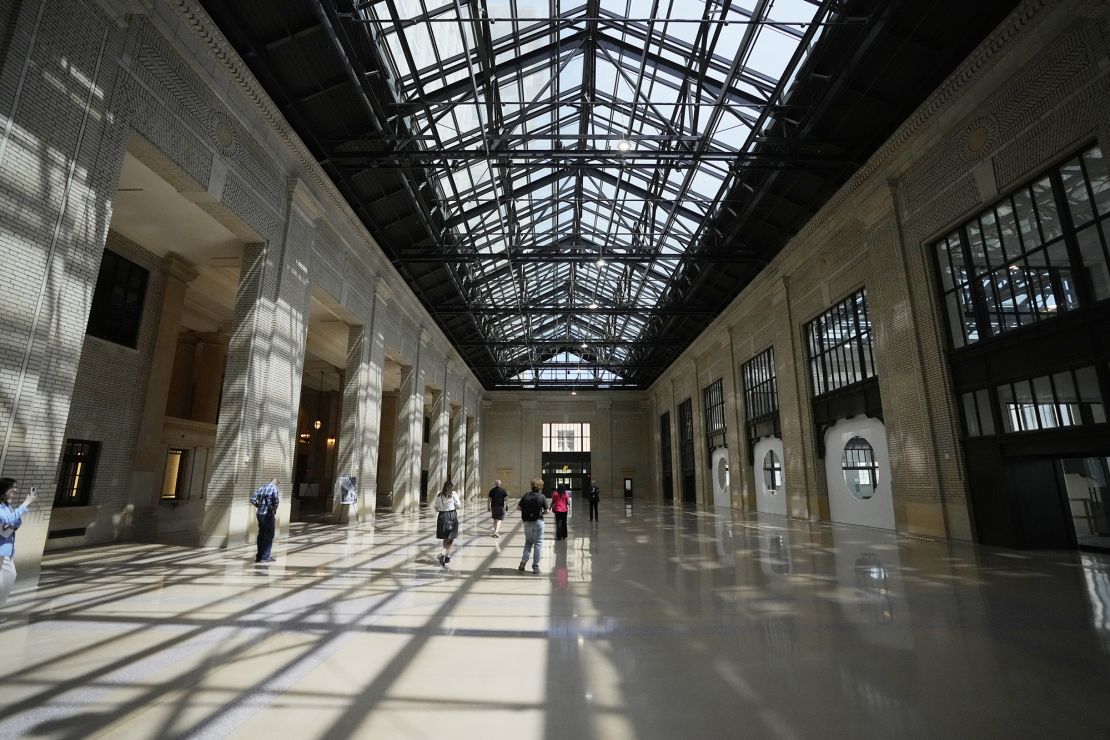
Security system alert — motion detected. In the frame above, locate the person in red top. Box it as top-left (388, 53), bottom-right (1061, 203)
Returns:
top-left (551, 483), bottom-right (571, 541)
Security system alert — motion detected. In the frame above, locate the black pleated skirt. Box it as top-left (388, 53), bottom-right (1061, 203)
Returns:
top-left (436, 510), bottom-right (459, 540)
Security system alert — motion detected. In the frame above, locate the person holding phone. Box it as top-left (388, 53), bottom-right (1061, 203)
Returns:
top-left (250, 477), bottom-right (280, 563)
top-left (0, 478), bottom-right (38, 609)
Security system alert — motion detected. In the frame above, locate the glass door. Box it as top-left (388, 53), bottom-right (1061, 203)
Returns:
top-left (1059, 457), bottom-right (1110, 549)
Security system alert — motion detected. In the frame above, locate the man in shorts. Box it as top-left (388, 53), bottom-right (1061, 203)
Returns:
top-left (487, 479), bottom-right (509, 537)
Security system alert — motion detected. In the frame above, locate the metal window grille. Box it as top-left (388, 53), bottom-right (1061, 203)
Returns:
top-left (934, 145), bottom-right (1110, 349)
top-left (541, 422), bottom-right (592, 452)
top-left (805, 289), bottom-right (875, 398)
top-left (742, 347), bottom-right (778, 420)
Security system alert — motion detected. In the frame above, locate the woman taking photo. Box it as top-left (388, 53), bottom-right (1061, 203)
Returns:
top-left (0, 478), bottom-right (38, 609)
top-left (433, 480), bottom-right (462, 567)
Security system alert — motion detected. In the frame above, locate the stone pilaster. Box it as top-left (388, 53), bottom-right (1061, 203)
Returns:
top-left (128, 253), bottom-right (198, 508)
top-left (427, 388), bottom-right (449, 497)
top-left (391, 361), bottom-right (419, 513)
top-left (205, 181), bottom-right (314, 547)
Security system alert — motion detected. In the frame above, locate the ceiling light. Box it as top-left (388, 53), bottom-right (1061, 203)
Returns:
top-left (596, 257), bottom-right (606, 266)
top-left (571, 390), bottom-right (577, 395)
top-left (589, 302), bottom-right (599, 309)
top-left (581, 342), bottom-right (587, 348)
top-left (617, 139), bottom-right (631, 152)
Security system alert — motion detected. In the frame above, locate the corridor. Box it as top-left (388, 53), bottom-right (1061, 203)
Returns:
top-left (1, 502), bottom-right (1109, 739)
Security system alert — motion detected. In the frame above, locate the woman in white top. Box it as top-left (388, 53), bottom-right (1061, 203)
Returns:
top-left (433, 481), bottom-right (462, 566)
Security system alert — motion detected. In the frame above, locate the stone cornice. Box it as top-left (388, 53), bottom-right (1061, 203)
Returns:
top-left (92, 0), bottom-right (152, 27)
top-left (167, 0), bottom-right (482, 389)
top-left (647, 0), bottom-right (1054, 397)
top-left (786, 0), bottom-right (1049, 250)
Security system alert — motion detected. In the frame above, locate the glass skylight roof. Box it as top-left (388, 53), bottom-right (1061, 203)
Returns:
top-left (357, 0), bottom-right (828, 387)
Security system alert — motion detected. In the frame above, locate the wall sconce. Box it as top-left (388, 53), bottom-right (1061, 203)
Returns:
top-left (327, 436), bottom-right (336, 447)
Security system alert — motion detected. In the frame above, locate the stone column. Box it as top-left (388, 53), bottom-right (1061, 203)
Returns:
top-left (466, 400), bottom-right (483, 500)
top-left (0, 0), bottom-right (130, 585)
top-left (205, 181), bottom-right (314, 547)
top-left (127, 254), bottom-right (198, 511)
top-left (449, 401), bottom-right (465, 486)
top-left (725, 326), bottom-right (749, 510)
top-left (690, 359), bottom-right (709, 507)
top-left (391, 362), bottom-right (419, 514)
top-left (519, 399), bottom-right (537, 489)
top-left (359, 285), bottom-right (388, 519)
top-left (594, 400), bottom-right (613, 499)
top-left (427, 388), bottom-right (449, 497)
top-left (648, 395), bottom-right (661, 499)
top-left (780, 275), bottom-right (817, 521)
top-left (668, 378), bottom-right (682, 501)
top-left (334, 323), bottom-right (369, 524)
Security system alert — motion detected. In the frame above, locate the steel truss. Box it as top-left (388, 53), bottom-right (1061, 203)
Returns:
top-left (331, 0), bottom-right (840, 388)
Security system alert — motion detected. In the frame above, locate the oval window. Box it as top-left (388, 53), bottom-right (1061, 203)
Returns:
top-left (763, 449), bottom-right (782, 492)
top-left (842, 436), bottom-right (878, 500)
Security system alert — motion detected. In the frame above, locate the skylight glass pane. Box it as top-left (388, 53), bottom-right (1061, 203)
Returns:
top-left (359, 0), bottom-right (827, 386)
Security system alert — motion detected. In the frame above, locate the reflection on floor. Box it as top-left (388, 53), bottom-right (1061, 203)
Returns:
top-left (2, 503), bottom-right (1110, 739)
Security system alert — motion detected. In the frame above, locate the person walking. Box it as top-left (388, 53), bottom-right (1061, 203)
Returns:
top-left (487, 479), bottom-right (509, 538)
top-left (517, 478), bottom-right (548, 574)
top-left (250, 477), bottom-right (280, 563)
top-left (587, 480), bottom-right (601, 522)
top-left (551, 483), bottom-right (571, 540)
top-left (0, 478), bottom-right (37, 611)
top-left (433, 480), bottom-right (462, 566)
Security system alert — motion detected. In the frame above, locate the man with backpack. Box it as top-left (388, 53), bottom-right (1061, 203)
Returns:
top-left (250, 477), bottom-right (280, 563)
top-left (517, 478), bottom-right (548, 574)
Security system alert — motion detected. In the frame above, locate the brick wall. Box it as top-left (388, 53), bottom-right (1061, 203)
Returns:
top-left (53, 231), bottom-right (165, 548)
top-left (647, 0), bottom-right (1110, 539)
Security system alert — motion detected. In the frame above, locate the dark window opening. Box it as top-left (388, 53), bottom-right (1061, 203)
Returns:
top-left (660, 412), bottom-right (673, 502)
top-left (678, 399), bottom-right (696, 503)
top-left (86, 249), bottom-right (149, 348)
top-left (54, 440), bottom-right (100, 508)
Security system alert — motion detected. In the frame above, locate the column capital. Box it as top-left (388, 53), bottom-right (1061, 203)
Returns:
top-left (162, 253), bottom-right (198, 285)
top-left (419, 327), bottom-right (432, 346)
top-left (90, 0), bottom-right (152, 27)
top-left (373, 277), bottom-right (393, 306)
top-left (287, 178), bottom-right (325, 222)
top-left (480, 399), bottom-right (494, 410)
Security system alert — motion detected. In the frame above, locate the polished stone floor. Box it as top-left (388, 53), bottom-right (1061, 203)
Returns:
top-left (1, 501), bottom-right (1109, 739)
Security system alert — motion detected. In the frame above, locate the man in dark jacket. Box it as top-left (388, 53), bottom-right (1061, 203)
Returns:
top-left (587, 480), bottom-right (601, 521)
top-left (517, 478), bottom-right (548, 574)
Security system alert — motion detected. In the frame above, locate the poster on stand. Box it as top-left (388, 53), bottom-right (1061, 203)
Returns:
top-left (338, 475), bottom-right (358, 505)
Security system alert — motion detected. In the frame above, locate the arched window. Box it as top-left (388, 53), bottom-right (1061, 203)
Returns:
top-left (763, 449), bottom-right (783, 492)
top-left (841, 437), bottom-right (878, 500)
